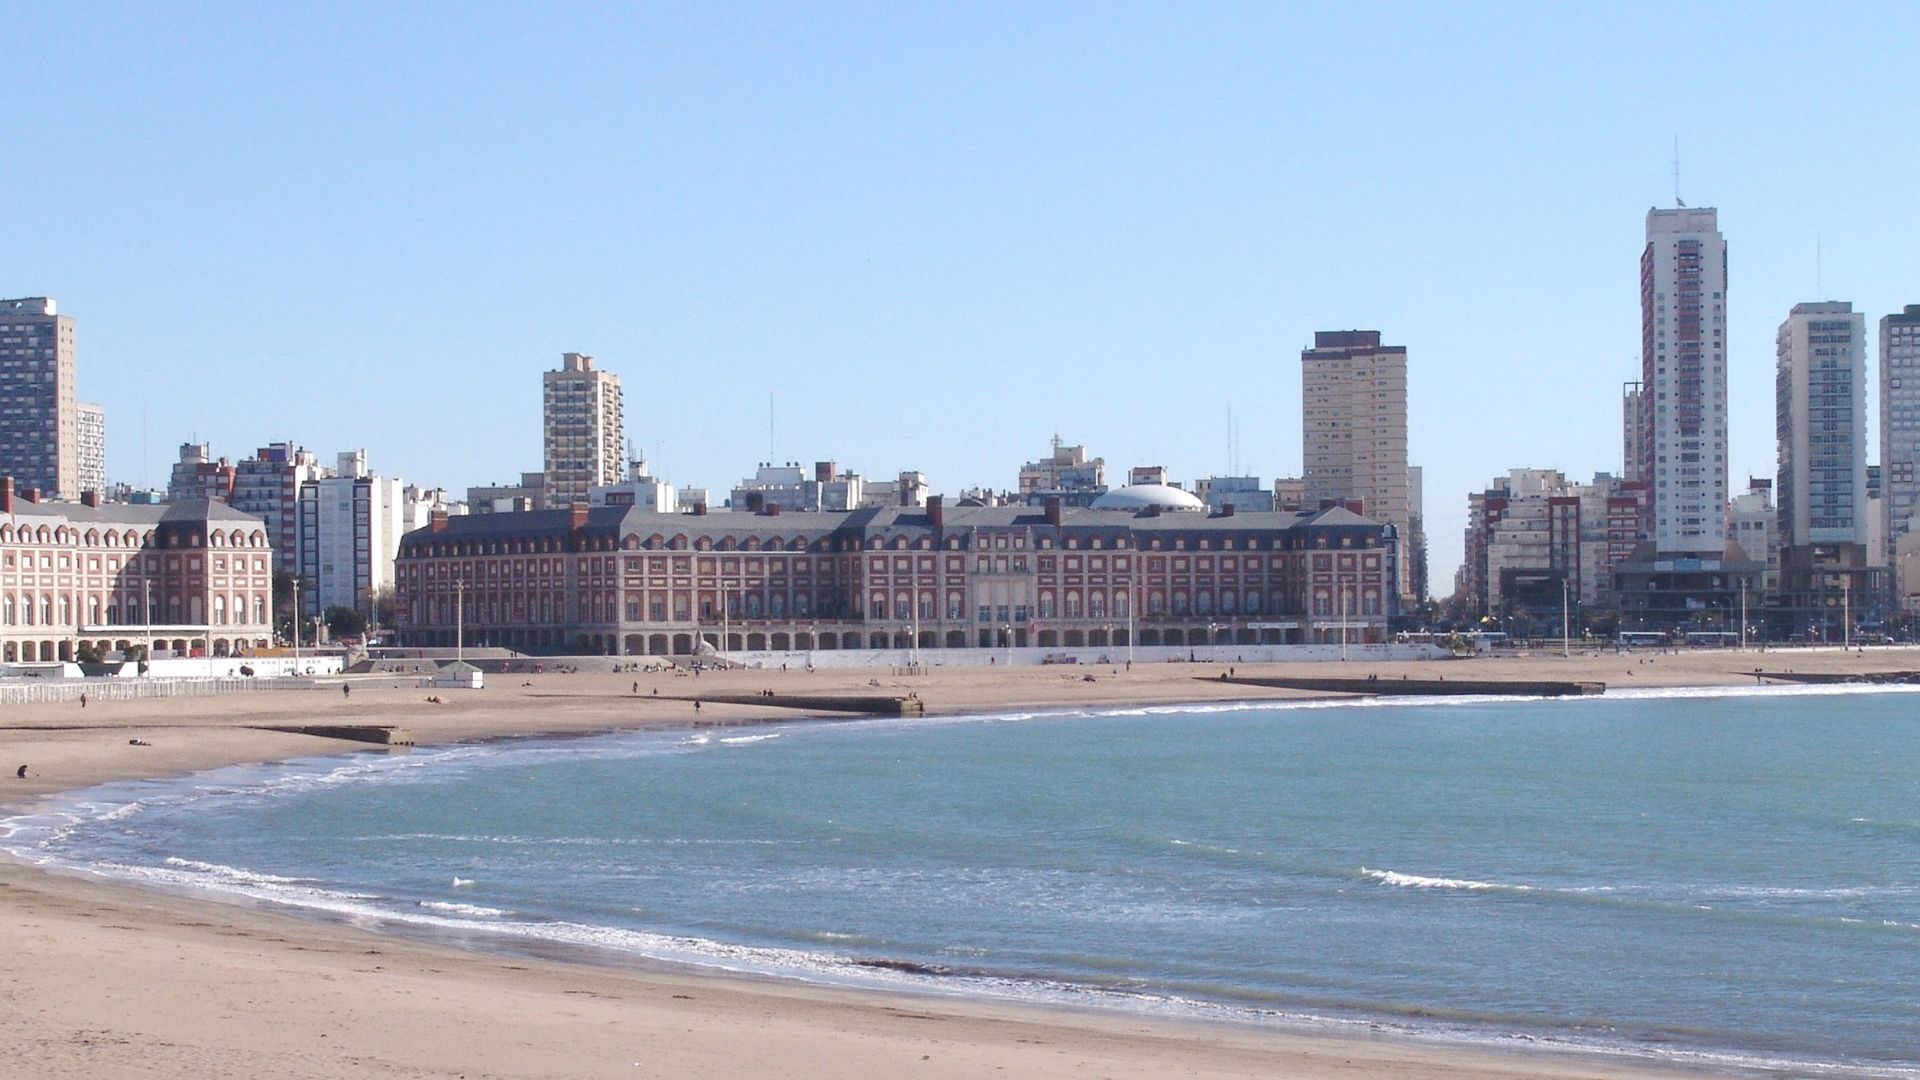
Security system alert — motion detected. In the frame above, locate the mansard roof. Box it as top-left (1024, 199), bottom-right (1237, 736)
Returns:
top-left (1, 497), bottom-right (266, 530)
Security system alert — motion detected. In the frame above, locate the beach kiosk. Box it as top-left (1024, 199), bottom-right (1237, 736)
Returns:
top-left (434, 660), bottom-right (485, 690)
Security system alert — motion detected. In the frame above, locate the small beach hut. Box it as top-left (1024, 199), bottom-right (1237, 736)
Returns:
top-left (434, 660), bottom-right (485, 689)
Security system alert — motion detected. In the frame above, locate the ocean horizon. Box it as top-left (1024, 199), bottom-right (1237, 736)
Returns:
top-left (7, 684), bottom-right (1919, 1078)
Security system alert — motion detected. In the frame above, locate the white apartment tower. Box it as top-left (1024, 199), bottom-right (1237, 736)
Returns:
top-left (76, 401), bottom-right (106, 495)
top-left (1303, 330), bottom-right (1411, 602)
top-left (296, 451), bottom-right (407, 619)
top-left (1777, 302), bottom-right (1868, 548)
top-left (1638, 208), bottom-right (1728, 555)
top-left (1880, 305), bottom-right (1920, 566)
top-left (542, 352), bottom-right (624, 508)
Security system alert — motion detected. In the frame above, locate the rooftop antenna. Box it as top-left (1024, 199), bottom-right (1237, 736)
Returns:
top-left (768, 392), bottom-right (776, 462)
top-left (1672, 135), bottom-right (1685, 208)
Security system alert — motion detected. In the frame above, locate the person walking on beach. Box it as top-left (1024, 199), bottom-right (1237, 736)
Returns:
top-left (342, 683), bottom-right (351, 699)
top-left (14, 765), bottom-right (25, 779)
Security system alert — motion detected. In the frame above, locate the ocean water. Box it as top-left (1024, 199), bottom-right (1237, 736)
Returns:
top-left (7, 685), bottom-right (1920, 1077)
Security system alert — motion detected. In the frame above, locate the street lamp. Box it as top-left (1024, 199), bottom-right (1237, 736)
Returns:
top-left (1003, 622), bottom-right (1012, 666)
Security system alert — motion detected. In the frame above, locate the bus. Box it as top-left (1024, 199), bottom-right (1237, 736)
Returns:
top-left (1616, 631), bottom-right (1669, 650)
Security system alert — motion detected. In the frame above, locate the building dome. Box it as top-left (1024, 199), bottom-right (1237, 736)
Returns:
top-left (1089, 484), bottom-right (1206, 512)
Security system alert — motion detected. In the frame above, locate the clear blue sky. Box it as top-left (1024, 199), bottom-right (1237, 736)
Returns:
top-left (7, 3), bottom-right (1919, 596)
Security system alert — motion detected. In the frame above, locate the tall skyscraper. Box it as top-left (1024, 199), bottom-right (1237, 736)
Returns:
top-left (1880, 305), bottom-right (1920, 566)
top-left (1303, 330), bottom-right (1410, 603)
top-left (542, 352), bottom-right (624, 507)
top-left (1776, 302), bottom-right (1867, 548)
top-left (1614, 209), bottom-right (1761, 632)
top-left (0, 297), bottom-right (79, 500)
top-left (1638, 208), bottom-right (1728, 555)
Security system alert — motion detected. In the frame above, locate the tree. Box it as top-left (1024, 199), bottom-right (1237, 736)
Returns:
top-left (75, 641), bottom-right (103, 664)
top-left (324, 605), bottom-right (369, 641)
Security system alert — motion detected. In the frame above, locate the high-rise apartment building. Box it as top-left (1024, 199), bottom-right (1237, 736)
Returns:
top-left (76, 401), bottom-right (106, 495)
top-left (1615, 209), bottom-right (1762, 631)
top-left (542, 353), bottom-right (624, 508)
top-left (232, 442), bottom-right (330, 575)
top-left (0, 297), bottom-right (80, 500)
top-left (1880, 305), bottom-right (1920, 567)
top-left (1303, 330), bottom-right (1410, 603)
top-left (1638, 208), bottom-right (1728, 554)
top-left (296, 451), bottom-right (407, 620)
top-left (1776, 302), bottom-right (1867, 548)
top-left (1773, 302), bottom-right (1881, 637)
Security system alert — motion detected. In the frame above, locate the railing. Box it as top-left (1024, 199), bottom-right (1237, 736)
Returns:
top-left (0, 676), bottom-right (324, 705)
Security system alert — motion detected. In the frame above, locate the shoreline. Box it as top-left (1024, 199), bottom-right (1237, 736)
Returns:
top-left (6, 650), bottom-right (1918, 1079)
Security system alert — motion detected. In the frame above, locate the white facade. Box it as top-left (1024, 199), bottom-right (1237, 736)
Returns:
top-left (296, 452), bottom-right (406, 617)
top-left (75, 402), bottom-right (105, 495)
top-left (1776, 302), bottom-right (1867, 547)
top-left (1727, 478), bottom-right (1779, 594)
top-left (1640, 208), bottom-right (1728, 556)
top-left (404, 485), bottom-right (468, 529)
top-left (591, 459), bottom-right (678, 512)
top-left (1194, 476), bottom-right (1275, 512)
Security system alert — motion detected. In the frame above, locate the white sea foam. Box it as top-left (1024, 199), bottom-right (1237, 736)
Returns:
top-left (163, 856), bottom-right (308, 886)
top-left (1360, 867), bottom-right (1533, 893)
top-left (719, 733), bottom-right (781, 746)
top-left (451, 877), bottom-right (475, 887)
top-left (419, 900), bottom-right (507, 917)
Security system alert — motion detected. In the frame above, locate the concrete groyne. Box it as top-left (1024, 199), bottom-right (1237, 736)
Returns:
top-left (667, 693), bottom-right (926, 717)
top-left (1213, 675), bottom-right (1605, 698)
top-left (1752, 670), bottom-right (1920, 686)
top-left (254, 725), bottom-right (416, 746)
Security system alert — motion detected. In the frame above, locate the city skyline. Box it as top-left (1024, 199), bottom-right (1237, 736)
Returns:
top-left (7, 4), bottom-right (1920, 596)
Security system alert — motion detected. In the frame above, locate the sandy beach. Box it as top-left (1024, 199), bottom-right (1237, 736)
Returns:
top-left (3, 647), bottom-right (1910, 1079)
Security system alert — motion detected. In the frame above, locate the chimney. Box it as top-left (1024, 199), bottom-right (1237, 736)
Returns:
top-left (745, 492), bottom-right (765, 513)
top-left (570, 501), bottom-right (589, 530)
top-left (693, 502), bottom-right (708, 516)
top-left (81, 490), bottom-right (101, 508)
top-left (1044, 495), bottom-right (1062, 527)
top-left (926, 494), bottom-right (944, 530)
top-left (1219, 503), bottom-right (1236, 517)
top-left (764, 502), bottom-right (781, 516)
top-left (815, 461), bottom-right (836, 483)
top-left (0, 477), bottom-right (12, 514)
top-left (430, 508), bottom-right (449, 533)
top-left (20, 486), bottom-right (39, 504)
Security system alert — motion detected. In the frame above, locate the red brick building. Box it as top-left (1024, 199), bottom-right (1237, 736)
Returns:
top-left (395, 491), bottom-right (1397, 656)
